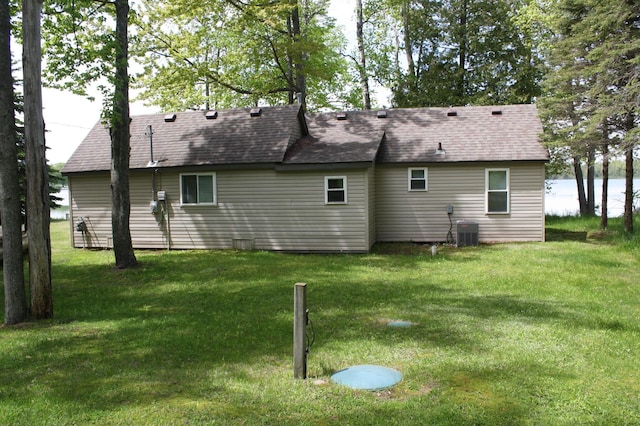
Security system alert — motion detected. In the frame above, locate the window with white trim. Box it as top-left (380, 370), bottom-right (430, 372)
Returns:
top-left (408, 167), bottom-right (428, 191)
top-left (486, 169), bottom-right (509, 213)
top-left (180, 173), bottom-right (217, 205)
top-left (325, 176), bottom-right (347, 204)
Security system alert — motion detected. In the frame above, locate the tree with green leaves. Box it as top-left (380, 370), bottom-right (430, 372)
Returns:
top-left (132, 0), bottom-right (349, 111)
top-left (581, 0), bottom-right (639, 233)
top-left (43, 0), bottom-right (137, 267)
top-left (365, 0), bottom-right (545, 108)
top-left (541, 0), bottom-right (639, 230)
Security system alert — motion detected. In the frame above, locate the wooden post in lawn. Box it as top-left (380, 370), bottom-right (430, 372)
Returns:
top-left (294, 282), bottom-right (307, 379)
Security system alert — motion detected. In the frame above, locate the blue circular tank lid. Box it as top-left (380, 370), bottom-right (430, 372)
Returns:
top-left (387, 320), bottom-right (413, 328)
top-left (331, 365), bottom-right (402, 390)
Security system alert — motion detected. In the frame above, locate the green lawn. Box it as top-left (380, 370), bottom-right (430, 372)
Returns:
top-left (1, 217), bottom-right (640, 425)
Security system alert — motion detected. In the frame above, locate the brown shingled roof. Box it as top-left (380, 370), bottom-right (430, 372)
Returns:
top-left (283, 111), bottom-right (383, 165)
top-left (62, 103), bottom-right (547, 174)
top-left (296, 104), bottom-right (547, 165)
top-left (62, 104), bottom-right (306, 173)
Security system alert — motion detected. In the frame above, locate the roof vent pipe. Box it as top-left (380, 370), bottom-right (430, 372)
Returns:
top-left (435, 142), bottom-right (446, 155)
top-left (145, 125), bottom-right (158, 167)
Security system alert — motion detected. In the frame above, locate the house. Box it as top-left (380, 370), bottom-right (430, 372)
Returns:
top-left (62, 104), bottom-right (549, 252)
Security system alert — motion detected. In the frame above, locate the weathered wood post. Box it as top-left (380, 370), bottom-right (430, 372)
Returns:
top-left (294, 282), bottom-right (307, 379)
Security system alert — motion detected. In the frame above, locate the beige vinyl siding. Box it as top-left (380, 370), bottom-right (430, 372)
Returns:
top-left (69, 168), bottom-right (372, 252)
top-left (366, 167), bottom-right (376, 250)
top-left (68, 173), bottom-right (112, 249)
top-left (375, 163), bottom-right (545, 243)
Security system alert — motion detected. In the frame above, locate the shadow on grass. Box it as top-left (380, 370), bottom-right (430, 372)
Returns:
top-left (545, 227), bottom-right (588, 242)
top-left (1, 246), bottom-right (634, 419)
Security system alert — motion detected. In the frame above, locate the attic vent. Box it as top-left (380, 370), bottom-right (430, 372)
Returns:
top-left (250, 107), bottom-right (262, 117)
top-left (446, 110), bottom-right (458, 117)
top-left (164, 113), bottom-right (177, 122)
top-left (336, 112), bottom-right (347, 120)
top-left (205, 110), bottom-right (218, 119)
top-left (377, 110), bottom-right (388, 118)
top-left (491, 109), bottom-right (502, 115)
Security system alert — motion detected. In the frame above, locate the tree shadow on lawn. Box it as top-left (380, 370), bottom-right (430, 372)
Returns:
top-left (545, 227), bottom-right (588, 242)
top-left (3, 248), bottom-right (632, 416)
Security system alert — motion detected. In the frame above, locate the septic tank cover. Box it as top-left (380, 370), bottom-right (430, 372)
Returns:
top-left (330, 365), bottom-right (402, 390)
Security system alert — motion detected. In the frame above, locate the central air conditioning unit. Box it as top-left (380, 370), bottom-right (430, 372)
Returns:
top-left (456, 221), bottom-right (478, 247)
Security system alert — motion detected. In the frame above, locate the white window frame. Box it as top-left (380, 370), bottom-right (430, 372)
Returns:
top-left (180, 172), bottom-right (217, 206)
top-left (485, 168), bottom-right (510, 214)
top-left (325, 176), bottom-right (347, 204)
top-left (408, 167), bottom-right (428, 191)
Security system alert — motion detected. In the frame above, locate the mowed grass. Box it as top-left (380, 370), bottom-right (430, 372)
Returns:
top-left (1, 217), bottom-right (640, 425)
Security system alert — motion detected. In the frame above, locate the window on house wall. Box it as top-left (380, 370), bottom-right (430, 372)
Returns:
top-left (408, 168), bottom-right (428, 191)
top-left (325, 176), bottom-right (347, 204)
top-left (180, 173), bottom-right (216, 205)
top-left (486, 169), bottom-right (509, 213)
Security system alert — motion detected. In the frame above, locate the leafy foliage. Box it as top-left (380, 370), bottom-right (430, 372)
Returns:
top-left (540, 0), bottom-right (639, 223)
top-left (132, 0), bottom-right (350, 111)
top-left (42, 0), bottom-right (120, 116)
top-left (362, 0), bottom-right (545, 108)
top-left (11, 83), bottom-right (64, 217)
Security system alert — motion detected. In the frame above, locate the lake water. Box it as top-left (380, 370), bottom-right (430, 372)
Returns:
top-left (52, 179), bottom-right (638, 219)
top-left (546, 179), bottom-right (639, 217)
top-left (51, 187), bottom-right (69, 220)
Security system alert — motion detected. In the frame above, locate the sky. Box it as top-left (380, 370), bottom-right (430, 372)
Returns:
top-left (40, 0), bottom-right (359, 165)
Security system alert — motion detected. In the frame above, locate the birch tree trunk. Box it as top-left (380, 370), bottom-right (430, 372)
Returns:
top-left (401, 1), bottom-right (415, 84)
top-left (0, 0), bottom-right (27, 325)
top-left (356, 0), bottom-right (371, 110)
top-left (23, 0), bottom-right (52, 319)
top-left (290, 0), bottom-right (306, 107)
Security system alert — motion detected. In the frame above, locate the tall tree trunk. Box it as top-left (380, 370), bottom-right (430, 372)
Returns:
top-left (356, 0), bottom-right (371, 110)
top-left (586, 144), bottom-right (595, 215)
top-left (600, 123), bottom-right (609, 229)
top-left (289, 0), bottom-right (306, 108)
top-left (401, 1), bottom-right (415, 85)
top-left (23, 0), bottom-right (52, 319)
top-left (623, 112), bottom-right (634, 234)
top-left (457, 0), bottom-right (468, 102)
top-left (0, 0), bottom-right (27, 325)
top-left (573, 156), bottom-right (588, 216)
top-left (286, 14), bottom-right (295, 105)
top-left (111, 0), bottom-right (137, 268)
top-left (623, 144), bottom-right (634, 234)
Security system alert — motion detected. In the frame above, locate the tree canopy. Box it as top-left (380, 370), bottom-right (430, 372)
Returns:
top-left (540, 0), bottom-right (639, 228)
top-left (132, 0), bottom-right (350, 110)
top-left (355, 0), bottom-right (546, 108)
